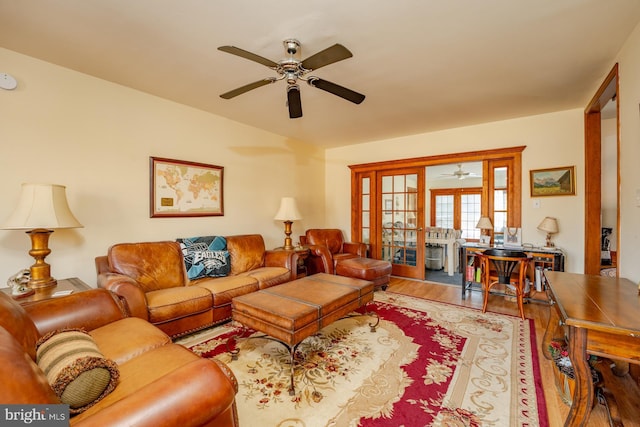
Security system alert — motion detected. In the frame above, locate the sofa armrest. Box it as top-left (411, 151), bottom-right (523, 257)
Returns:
top-left (343, 241), bottom-right (367, 257)
top-left (72, 358), bottom-right (237, 427)
top-left (306, 244), bottom-right (334, 274)
top-left (24, 288), bottom-right (127, 336)
top-left (97, 273), bottom-right (149, 320)
top-left (264, 249), bottom-right (295, 271)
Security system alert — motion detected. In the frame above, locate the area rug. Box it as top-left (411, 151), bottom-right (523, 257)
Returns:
top-left (177, 292), bottom-right (548, 427)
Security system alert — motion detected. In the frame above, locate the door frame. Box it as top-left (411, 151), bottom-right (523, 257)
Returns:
top-left (349, 146), bottom-right (524, 278)
top-left (584, 64), bottom-right (619, 275)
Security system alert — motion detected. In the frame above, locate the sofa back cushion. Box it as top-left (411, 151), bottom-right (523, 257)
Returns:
top-left (108, 241), bottom-right (188, 292)
top-left (305, 229), bottom-right (345, 255)
top-left (176, 235), bottom-right (230, 280)
top-left (226, 234), bottom-right (265, 275)
top-left (0, 292), bottom-right (40, 360)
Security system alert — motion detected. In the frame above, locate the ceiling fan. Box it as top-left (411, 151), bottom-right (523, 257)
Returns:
top-left (218, 39), bottom-right (365, 119)
top-left (440, 164), bottom-right (480, 180)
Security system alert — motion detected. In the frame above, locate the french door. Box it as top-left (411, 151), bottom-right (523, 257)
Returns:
top-left (379, 168), bottom-right (425, 279)
top-left (350, 146), bottom-right (523, 281)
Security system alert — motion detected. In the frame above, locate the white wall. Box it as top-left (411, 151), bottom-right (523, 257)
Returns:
top-left (601, 117), bottom-right (617, 251)
top-left (0, 48), bottom-right (325, 287)
top-left (326, 109), bottom-right (585, 273)
top-left (616, 21), bottom-right (640, 282)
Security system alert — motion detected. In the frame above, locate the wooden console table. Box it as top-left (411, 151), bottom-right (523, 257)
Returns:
top-left (543, 271), bottom-right (640, 427)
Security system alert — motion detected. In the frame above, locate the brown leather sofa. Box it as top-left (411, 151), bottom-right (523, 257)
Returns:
top-left (302, 229), bottom-right (392, 290)
top-left (96, 234), bottom-right (296, 338)
top-left (0, 288), bottom-right (238, 427)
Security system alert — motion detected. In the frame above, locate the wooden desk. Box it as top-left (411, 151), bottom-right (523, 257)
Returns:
top-left (543, 271), bottom-right (640, 427)
top-left (461, 244), bottom-right (564, 301)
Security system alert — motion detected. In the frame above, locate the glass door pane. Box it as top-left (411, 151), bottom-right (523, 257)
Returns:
top-left (380, 170), bottom-right (424, 279)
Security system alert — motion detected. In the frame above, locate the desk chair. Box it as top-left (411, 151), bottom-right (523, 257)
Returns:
top-left (477, 248), bottom-right (531, 319)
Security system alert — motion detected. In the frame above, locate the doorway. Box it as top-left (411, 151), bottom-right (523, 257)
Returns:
top-left (584, 64), bottom-right (619, 275)
top-left (350, 146), bottom-right (524, 282)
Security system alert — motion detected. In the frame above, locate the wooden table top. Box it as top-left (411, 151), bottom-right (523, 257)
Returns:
top-left (544, 271), bottom-right (640, 337)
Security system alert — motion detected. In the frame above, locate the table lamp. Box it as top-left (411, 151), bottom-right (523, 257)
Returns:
top-left (2, 183), bottom-right (83, 288)
top-left (537, 216), bottom-right (558, 248)
top-left (274, 197), bottom-right (302, 250)
top-left (476, 216), bottom-right (493, 245)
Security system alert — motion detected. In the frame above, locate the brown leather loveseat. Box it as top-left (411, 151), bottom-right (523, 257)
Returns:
top-left (96, 234), bottom-right (296, 338)
top-left (0, 288), bottom-right (238, 426)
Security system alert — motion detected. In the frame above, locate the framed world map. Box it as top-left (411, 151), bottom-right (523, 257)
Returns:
top-left (150, 157), bottom-right (224, 217)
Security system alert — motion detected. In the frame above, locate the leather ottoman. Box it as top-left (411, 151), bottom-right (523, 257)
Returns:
top-left (230, 273), bottom-right (375, 394)
top-left (335, 257), bottom-right (392, 290)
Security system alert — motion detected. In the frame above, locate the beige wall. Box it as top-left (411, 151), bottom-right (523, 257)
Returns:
top-left (326, 109), bottom-right (586, 273)
top-left (0, 48), bottom-right (325, 286)
top-left (2, 18), bottom-right (639, 287)
top-left (616, 21), bottom-right (640, 282)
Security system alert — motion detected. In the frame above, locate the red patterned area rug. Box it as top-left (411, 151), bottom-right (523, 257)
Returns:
top-left (178, 292), bottom-right (548, 427)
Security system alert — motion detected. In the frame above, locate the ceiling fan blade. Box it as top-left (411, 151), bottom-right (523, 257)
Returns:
top-left (218, 46), bottom-right (278, 68)
top-left (308, 78), bottom-right (365, 104)
top-left (220, 78), bottom-right (275, 99)
top-left (287, 85), bottom-right (302, 119)
top-left (301, 44), bottom-right (353, 71)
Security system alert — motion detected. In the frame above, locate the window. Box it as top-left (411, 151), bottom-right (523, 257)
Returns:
top-left (430, 188), bottom-right (482, 240)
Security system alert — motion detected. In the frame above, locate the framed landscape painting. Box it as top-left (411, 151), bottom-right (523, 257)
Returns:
top-left (150, 157), bottom-right (224, 217)
top-left (530, 166), bottom-right (575, 197)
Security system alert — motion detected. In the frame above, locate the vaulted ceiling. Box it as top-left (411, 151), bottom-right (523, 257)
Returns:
top-left (1, 1), bottom-right (638, 148)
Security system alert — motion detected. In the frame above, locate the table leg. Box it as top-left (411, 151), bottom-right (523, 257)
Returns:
top-left (542, 304), bottom-right (561, 360)
top-left (447, 243), bottom-right (454, 276)
top-left (566, 326), bottom-right (593, 427)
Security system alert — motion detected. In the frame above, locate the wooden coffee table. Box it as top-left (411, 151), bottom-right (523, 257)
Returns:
top-left (231, 273), bottom-right (377, 394)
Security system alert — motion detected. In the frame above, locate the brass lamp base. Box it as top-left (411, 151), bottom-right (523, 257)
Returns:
top-left (282, 220), bottom-right (294, 250)
top-left (26, 228), bottom-right (58, 289)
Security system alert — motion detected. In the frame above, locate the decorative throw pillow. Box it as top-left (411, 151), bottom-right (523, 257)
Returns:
top-left (36, 329), bottom-right (120, 414)
top-left (176, 235), bottom-right (231, 280)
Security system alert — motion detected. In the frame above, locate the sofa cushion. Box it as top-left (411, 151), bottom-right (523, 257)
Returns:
top-left (193, 275), bottom-right (259, 308)
top-left (145, 286), bottom-right (212, 324)
top-left (226, 234), bottom-right (266, 275)
top-left (36, 329), bottom-right (119, 414)
top-left (177, 235), bottom-right (231, 280)
top-left (89, 317), bottom-right (171, 365)
top-left (108, 242), bottom-right (188, 292)
top-left (243, 267), bottom-right (291, 289)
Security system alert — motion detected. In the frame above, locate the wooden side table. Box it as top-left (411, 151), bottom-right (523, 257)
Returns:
top-left (273, 246), bottom-right (310, 278)
top-left (1, 277), bottom-right (91, 305)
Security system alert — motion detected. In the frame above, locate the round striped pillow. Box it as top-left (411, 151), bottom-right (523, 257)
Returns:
top-left (36, 329), bottom-right (119, 414)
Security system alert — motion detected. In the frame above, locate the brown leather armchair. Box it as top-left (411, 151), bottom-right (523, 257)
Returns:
top-left (301, 228), bottom-right (367, 274)
top-left (302, 229), bottom-right (391, 290)
top-left (0, 288), bottom-right (238, 426)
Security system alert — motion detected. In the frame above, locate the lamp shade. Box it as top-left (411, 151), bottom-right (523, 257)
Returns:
top-left (475, 216), bottom-right (493, 230)
top-left (2, 183), bottom-right (83, 230)
top-left (537, 217), bottom-right (558, 234)
top-left (274, 197), bottom-right (302, 221)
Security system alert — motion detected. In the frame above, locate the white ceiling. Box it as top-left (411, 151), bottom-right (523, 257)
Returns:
top-left (1, 1), bottom-right (638, 148)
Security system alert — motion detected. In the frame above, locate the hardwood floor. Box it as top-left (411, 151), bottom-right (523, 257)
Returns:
top-left (387, 276), bottom-right (640, 427)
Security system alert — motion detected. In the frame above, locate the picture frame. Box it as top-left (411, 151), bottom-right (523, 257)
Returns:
top-left (150, 157), bottom-right (224, 218)
top-left (530, 166), bottom-right (575, 197)
top-left (503, 227), bottom-right (522, 248)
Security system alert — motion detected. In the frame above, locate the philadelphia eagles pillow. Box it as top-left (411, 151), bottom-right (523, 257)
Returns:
top-left (176, 235), bottom-right (230, 280)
